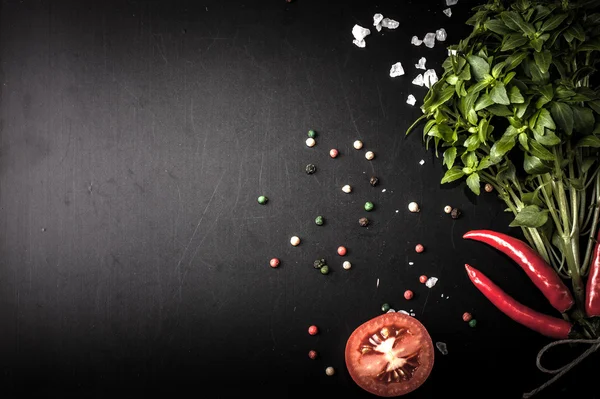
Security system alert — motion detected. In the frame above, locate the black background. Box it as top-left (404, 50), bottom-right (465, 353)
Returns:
top-left (1, 0), bottom-right (598, 398)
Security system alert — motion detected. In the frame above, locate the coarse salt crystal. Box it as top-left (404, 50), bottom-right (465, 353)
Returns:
top-left (411, 36), bottom-right (422, 46)
top-left (425, 277), bottom-right (438, 288)
top-left (373, 13), bottom-right (384, 26)
top-left (377, 278), bottom-right (380, 287)
top-left (381, 18), bottom-right (399, 29)
top-left (423, 69), bottom-right (438, 88)
top-left (408, 262), bottom-right (414, 266)
top-left (415, 57), bottom-right (427, 70)
top-left (446, 0), bottom-right (458, 5)
top-left (436, 342), bottom-right (448, 355)
top-left (406, 94), bottom-right (416, 106)
top-left (412, 74), bottom-right (424, 86)
top-left (419, 159), bottom-right (425, 165)
top-left (382, 189), bottom-right (386, 192)
top-left (390, 62), bottom-right (405, 77)
top-left (398, 310), bottom-right (409, 315)
top-left (423, 32), bottom-right (436, 48)
top-left (352, 24), bottom-right (371, 48)
top-left (436, 28), bottom-right (447, 42)
top-left (443, 8), bottom-right (452, 17)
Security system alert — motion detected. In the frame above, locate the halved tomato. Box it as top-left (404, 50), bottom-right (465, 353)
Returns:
top-left (345, 312), bottom-right (434, 397)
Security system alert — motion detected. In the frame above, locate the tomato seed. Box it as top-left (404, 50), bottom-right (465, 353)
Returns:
top-left (419, 275), bottom-right (428, 284)
top-left (404, 290), bottom-right (414, 300)
top-left (462, 312), bottom-right (473, 322)
top-left (308, 325), bottom-right (319, 335)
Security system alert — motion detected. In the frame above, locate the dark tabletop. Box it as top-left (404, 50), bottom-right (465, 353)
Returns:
top-left (1, 0), bottom-right (598, 398)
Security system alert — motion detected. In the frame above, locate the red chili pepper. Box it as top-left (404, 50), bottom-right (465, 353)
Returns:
top-left (585, 228), bottom-right (600, 317)
top-left (465, 264), bottom-right (572, 339)
top-left (463, 230), bottom-right (574, 313)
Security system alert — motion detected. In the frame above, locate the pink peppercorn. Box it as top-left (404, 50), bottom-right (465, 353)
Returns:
top-left (419, 275), bottom-right (428, 284)
top-left (404, 290), bottom-right (414, 300)
top-left (308, 350), bottom-right (318, 359)
top-left (270, 258), bottom-right (280, 268)
top-left (330, 149), bottom-right (339, 158)
top-left (337, 246), bottom-right (347, 256)
top-left (463, 312), bottom-right (473, 322)
top-left (308, 325), bottom-right (319, 335)
top-left (415, 244), bottom-right (424, 253)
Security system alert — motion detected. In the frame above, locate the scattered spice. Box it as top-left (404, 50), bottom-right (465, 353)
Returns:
top-left (305, 164), bottom-right (316, 174)
top-left (342, 184), bottom-right (352, 193)
top-left (419, 275), bottom-right (428, 284)
top-left (290, 236), bottom-right (301, 246)
top-left (313, 259), bottom-right (326, 269)
top-left (484, 183), bottom-right (493, 193)
top-left (305, 138), bottom-right (316, 147)
top-left (315, 215), bottom-right (324, 226)
top-left (353, 140), bottom-right (363, 150)
top-left (425, 277), bottom-right (438, 288)
top-left (408, 202), bottom-right (420, 213)
top-left (343, 261), bottom-right (352, 270)
top-left (404, 290), bottom-right (414, 300)
top-left (320, 265), bottom-right (330, 275)
top-left (415, 244), bottom-right (424, 253)
top-left (307, 130), bottom-right (317, 138)
top-left (444, 205), bottom-right (452, 214)
top-left (365, 151), bottom-right (375, 160)
top-left (337, 246), bottom-right (347, 256)
top-left (451, 208), bottom-right (461, 219)
top-left (359, 217), bottom-right (369, 227)
top-left (369, 176), bottom-right (379, 186)
top-left (330, 148), bottom-right (339, 158)
top-left (308, 325), bottom-right (319, 335)
top-left (468, 319), bottom-right (477, 328)
top-left (364, 202), bottom-right (374, 212)
top-left (257, 195), bottom-right (268, 205)
top-left (269, 258), bottom-right (280, 268)
top-left (462, 312), bottom-right (473, 322)
top-left (381, 303), bottom-right (391, 312)
top-left (308, 350), bottom-right (318, 360)
top-left (325, 366), bottom-right (335, 376)
top-left (436, 342), bottom-right (449, 355)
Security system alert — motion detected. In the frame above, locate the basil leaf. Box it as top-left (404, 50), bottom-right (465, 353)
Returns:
top-left (572, 106), bottom-right (596, 134)
top-left (466, 173), bottom-right (481, 195)
top-left (509, 205), bottom-right (549, 228)
top-left (533, 50), bottom-right (552, 73)
top-left (502, 34), bottom-right (529, 51)
top-left (508, 86), bottom-right (525, 103)
top-left (464, 134), bottom-right (480, 151)
top-left (540, 13), bottom-right (569, 32)
top-left (475, 93), bottom-right (495, 111)
top-left (524, 153), bottom-right (552, 174)
top-left (490, 126), bottom-right (518, 163)
top-left (566, 23), bottom-right (586, 41)
top-left (485, 19), bottom-right (515, 35)
top-left (505, 52), bottom-right (528, 71)
top-left (443, 147), bottom-right (457, 169)
top-left (478, 156), bottom-right (494, 170)
top-left (490, 82), bottom-right (511, 105)
top-left (528, 139), bottom-right (555, 160)
top-left (519, 132), bottom-right (529, 150)
top-left (501, 11), bottom-right (536, 37)
top-left (550, 102), bottom-right (574, 135)
top-left (467, 55), bottom-right (491, 81)
top-left (487, 104), bottom-right (513, 116)
top-left (576, 136), bottom-right (600, 148)
top-left (441, 167), bottom-right (465, 184)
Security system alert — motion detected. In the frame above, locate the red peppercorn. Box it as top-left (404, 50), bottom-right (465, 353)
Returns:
top-left (415, 244), bottom-right (424, 253)
top-left (404, 290), bottom-right (414, 300)
top-left (270, 258), bottom-right (280, 268)
top-left (330, 149), bottom-right (339, 158)
top-left (308, 325), bottom-right (319, 335)
top-left (308, 350), bottom-right (318, 359)
top-left (337, 246), bottom-right (347, 256)
top-left (419, 275), bottom-right (428, 284)
top-left (462, 312), bottom-right (473, 322)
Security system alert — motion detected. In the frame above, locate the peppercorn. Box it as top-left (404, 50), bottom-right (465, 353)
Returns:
top-left (462, 312), bottom-right (473, 322)
top-left (257, 195), bottom-right (268, 204)
top-left (369, 176), bottom-right (379, 186)
top-left (313, 259), bottom-right (326, 269)
top-left (325, 366), bottom-right (335, 376)
top-left (308, 325), bottom-right (319, 335)
top-left (364, 202), bottom-right (374, 211)
top-left (469, 319), bottom-right (477, 328)
top-left (451, 208), bottom-right (461, 219)
top-left (484, 183), bottom-right (493, 193)
top-left (290, 236), bottom-right (301, 246)
top-left (315, 216), bottom-right (324, 226)
top-left (415, 244), bottom-right (424, 253)
top-left (353, 140), bottom-right (363, 150)
top-left (320, 265), bottom-right (330, 275)
top-left (308, 350), bottom-right (318, 360)
top-left (381, 303), bottom-right (391, 312)
top-left (365, 151), bottom-right (375, 160)
top-left (305, 164), bottom-right (316, 174)
top-left (308, 130), bottom-right (317, 138)
top-left (337, 246), bottom-right (347, 256)
top-left (343, 261), bottom-right (352, 270)
top-left (419, 275), bottom-right (428, 284)
top-left (329, 149), bottom-right (339, 158)
top-left (270, 258), bottom-right (280, 268)
top-left (444, 205), bottom-right (452, 214)
top-left (359, 217), bottom-right (369, 227)
top-left (408, 202), bottom-right (420, 213)
top-left (404, 290), bottom-right (414, 300)
top-left (342, 184), bottom-right (352, 193)
top-left (306, 138), bottom-right (316, 147)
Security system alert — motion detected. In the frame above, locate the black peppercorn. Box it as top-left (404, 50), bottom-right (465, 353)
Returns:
top-left (305, 164), bottom-right (317, 174)
top-left (369, 176), bottom-right (379, 187)
top-left (359, 217), bottom-right (369, 227)
top-left (451, 208), bottom-right (461, 219)
top-left (313, 258), bottom-right (326, 269)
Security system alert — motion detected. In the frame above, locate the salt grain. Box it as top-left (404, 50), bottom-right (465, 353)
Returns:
top-left (373, 13), bottom-right (384, 31)
top-left (398, 310), bottom-right (409, 315)
top-left (446, 0), bottom-right (458, 5)
top-left (382, 189), bottom-right (386, 192)
top-left (436, 28), bottom-right (447, 42)
top-left (436, 342), bottom-right (448, 355)
top-left (419, 159), bottom-right (425, 165)
top-left (423, 69), bottom-right (438, 88)
top-left (412, 74), bottom-right (424, 87)
top-left (423, 32), bottom-right (436, 48)
top-left (411, 36), bottom-right (423, 46)
top-left (425, 277), bottom-right (438, 288)
top-left (390, 62), bottom-right (405, 77)
top-left (381, 18), bottom-right (399, 29)
top-left (377, 278), bottom-right (380, 288)
top-left (406, 94), bottom-right (416, 106)
top-left (443, 8), bottom-right (452, 17)
top-left (408, 262), bottom-right (414, 266)
top-left (415, 57), bottom-right (427, 70)
top-left (352, 24), bottom-right (371, 48)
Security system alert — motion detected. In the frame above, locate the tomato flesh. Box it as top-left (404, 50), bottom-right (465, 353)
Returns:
top-left (345, 313), bottom-right (434, 397)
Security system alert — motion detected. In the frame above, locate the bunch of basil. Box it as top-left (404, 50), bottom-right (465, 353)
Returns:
top-left (406, 0), bottom-right (600, 311)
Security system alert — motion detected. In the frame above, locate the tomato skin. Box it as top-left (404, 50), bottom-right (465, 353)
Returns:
top-left (345, 312), bottom-right (434, 397)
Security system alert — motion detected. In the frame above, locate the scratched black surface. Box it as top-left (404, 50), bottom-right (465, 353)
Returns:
top-left (0, 0), bottom-right (597, 398)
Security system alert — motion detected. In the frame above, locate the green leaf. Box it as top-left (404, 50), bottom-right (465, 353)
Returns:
top-left (441, 167), bottom-right (465, 184)
top-left (577, 37), bottom-right (600, 52)
top-left (478, 156), bottom-right (494, 170)
top-left (503, 71), bottom-right (517, 85)
top-left (530, 37), bottom-right (545, 52)
top-left (529, 62), bottom-right (549, 84)
top-left (487, 104), bottom-right (513, 116)
top-left (582, 158), bottom-right (597, 173)
top-left (531, 5), bottom-right (553, 23)
top-left (519, 132), bottom-right (529, 150)
top-left (423, 86), bottom-right (456, 113)
top-left (497, 160), bottom-right (517, 182)
top-left (508, 86), bottom-right (525, 103)
top-left (467, 55), bottom-right (491, 81)
top-left (528, 139), bottom-right (555, 160)
top-left (572, 106), bottom-right (596, 134)
top-left (524, 153), bottom-right (552, 174)
top-left (466, 173), bottom-right (481, 195)
top-left (443, 147), bottom-right (457, 169)
top-left (510, 205), bottom-right (549, 228)
top-left (485, 19), bottom-right (515, 35)
top-left (490, 126), bottom-right (518, 163)
top-left (462, 151), bottom-right (478, 168)
top-left (458, 64), bottom-right (472, 81)
top-left (550, 102), bottom-right (574, 135)
top-left (478, 118), bottom-right (491, 144)
top-left (540, 13), bottom-right (569, 32)
top-left (501, 11), bottom-right (536, 37)
top-left (566, 24), bottom-right (586, 41)
top-left (505, 52), bottom-right (529, 71)
top-left (533, 50), bottom-right (552, 73)
top-left (492, 62), bottom-right (506, 79)
top-left (463, 134), bottom-right (480, 151)
top-left (502, 34), bottom-right (529, 51)
top-left (589, 101), bottom-right (600, 115)
top-left (522, 192), bottom-right (543, 207)
top-left (490, 82), bottom-right (511, 105)
top-left (532, 109), bottom-right (560, 145)
top-left (474, 93), bottom-right (495, 111)
top-left (576, 136), bottom-right (600, 148)
top-left (536, 84), bottom-right (554, 109)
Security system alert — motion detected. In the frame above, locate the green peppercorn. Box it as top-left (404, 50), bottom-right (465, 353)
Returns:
top-left (469, 319), bottom-right (477, 328)
top-left (320, 265), bottom-right (329, 275)
top-left (364, 202), bottom-right (374, 212)
top-left (257, 195), bottom-right (268, 204)
top-left (381, 303), bottom-right (391, 312)
top-left (305, 164), bottom-right (317, 174)
top-left (308, 130), bottom-right (317, 138)
top-left (315, 216), bottom-right (324, 226)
